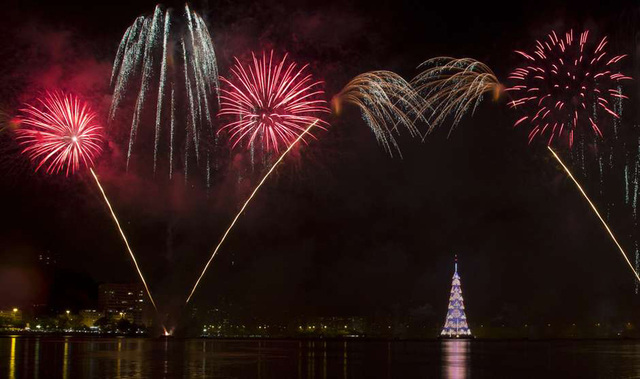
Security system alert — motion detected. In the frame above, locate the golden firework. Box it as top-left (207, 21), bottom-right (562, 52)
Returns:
top-left (333, 71), bottom-right (423, 157)
top-left (412, 57), bottom-right (502, 136)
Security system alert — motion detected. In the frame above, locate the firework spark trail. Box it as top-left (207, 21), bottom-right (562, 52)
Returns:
top-left (182, 38), bottom-right (200, 162)
top-left (625, 165), bottom-right (630, 204)
top-left (110, 5), bottom-right (219, 179)
top-left (411, 57), bottom-right (502, 137)
top-left (185, 120), bottom-right (319, 303)
top-left (153, 9), bottom-right (170, 173)
top-left (110, 16), bottom-right (145, 86)
top-left (90, 168), bottom-right (158, 311)
top-left (195, 16), bottom-right (220, 106)
top-left (169, 86), bottom-right (175, 179)
top-left (635, 157), bottom-right (640, 218)
top-left (636, 241), bottom-right (640, 294)
top-left (185, 5), bottom-right (212, 131)
top-left (110, 23), bottom-right (135, 86)
top-left (127, 6), bottom-right (162, 169)
top-left (332, 71), bottom-right (423, 157)
top-left (508, 30), bottom-right (631, 147)
top-left (549, 146), bottom-right (640, 283)
top-left (218, 51), bottom-right (330, 153)
top-left (110, 16), bottom-right (148, 121)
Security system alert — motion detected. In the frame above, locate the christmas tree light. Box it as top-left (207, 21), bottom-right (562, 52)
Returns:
top-left (441, 255), bottom-right (472, 338)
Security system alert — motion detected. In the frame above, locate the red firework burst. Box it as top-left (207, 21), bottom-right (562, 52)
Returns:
top-left (16, 92), bottom-right (104, 175)
top-left (507, 30), bottom-right (631, 147)
top-left (218, 51), bottom-right (329, 152)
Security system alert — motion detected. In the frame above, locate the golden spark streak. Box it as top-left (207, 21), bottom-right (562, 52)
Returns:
top-left (186, 120), bottom-right (319, 303)
top-left (412, 57), bottom-right (502, 137)
top-left (548, 146), bottom-right (640, 282)
top-left (90, 168), bottom-right (158, 310)
top-left (333, 71), bottom-right (423, 157)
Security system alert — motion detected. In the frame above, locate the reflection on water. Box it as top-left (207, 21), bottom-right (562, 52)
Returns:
top-left (115, 337), bottom-right (121, 378)
top-left (387, 341), bottom-right (391, 379)
top-left (201, 340), bottom-right (206, 376)
top-left (34, 338), bottom-right (39, 379)
top-left (323, 341), bottom-right (327, 379)
top-left (343, 340), bottom-right (348, 379)
top-left (441, 340), bottom-right (469, 379)
top-left (1, 336), bottom-right (640, 378)
top-left (8, 336), bottom-right (15, 379)
top-left (62, 337), bottom-right (69, 379)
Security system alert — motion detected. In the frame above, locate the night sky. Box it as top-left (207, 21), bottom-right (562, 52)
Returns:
top-left (2, 0), bottom-right (640, 327)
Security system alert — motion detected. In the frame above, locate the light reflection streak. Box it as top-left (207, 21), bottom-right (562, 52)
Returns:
top-left (202, 340), bottom-right (206, 376)
top-left (387, 341), bottom-right (391, 379)
top-left (9, 336), bottom-right (16, 379)
top-left (298, 341), bottom-right (302, 379)
top-left (116, 338), bottom-right (122, 379)
top-left (441, 340), bottom-right (469, 379)
top-left (323, 341), bottom-right (327, 379)
top-left (343, 341), bottom-right (348, 379)
top-left (62, 338), bottom-right (69, 379)
top-left (34, 338), bottom-right (40, 379)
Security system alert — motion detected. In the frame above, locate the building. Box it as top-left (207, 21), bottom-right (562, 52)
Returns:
top-left (37, 251), bottom-right (57, 266)
top-left (98, 283), bottom-right (149, 325)
top-left (441, 255), bottom-right (472, 338)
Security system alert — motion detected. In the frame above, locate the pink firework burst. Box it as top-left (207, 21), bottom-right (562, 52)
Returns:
top-left (16, 92), bottom-right (104, 176)
top-left (507, 30), bottom-right (631, 147)
top-left (218, 51), bottom-right (330, 152)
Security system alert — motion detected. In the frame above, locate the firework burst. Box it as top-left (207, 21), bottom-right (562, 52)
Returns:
top-left (412, 57), bottom-right (502, 136)
top-left (110, 4), bottom-right (219, 183)
top-left (16, 92), bottom-right (103, 176)
top-left (332, 71), bottom-right (423, 157)
top-left (16, 91), bottom-right (159, 312)
top-left (218, 51), bottom-right (330, 153)
top-left (507, 30), bottom-right (631, 147)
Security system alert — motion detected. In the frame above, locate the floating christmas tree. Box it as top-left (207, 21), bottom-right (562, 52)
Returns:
top-left (441, 255), bottom-right (472, 338)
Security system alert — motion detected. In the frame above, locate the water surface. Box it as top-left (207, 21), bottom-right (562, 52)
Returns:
top-left (1, 336), bottom-right (639, 378)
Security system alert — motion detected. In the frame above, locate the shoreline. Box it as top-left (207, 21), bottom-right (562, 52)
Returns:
top-left (1, 333), bottom-right (640, 342)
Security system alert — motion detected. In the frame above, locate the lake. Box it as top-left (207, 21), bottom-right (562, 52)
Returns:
top-left (1, 336), bottom-right (639, 378)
